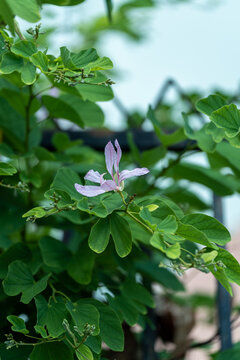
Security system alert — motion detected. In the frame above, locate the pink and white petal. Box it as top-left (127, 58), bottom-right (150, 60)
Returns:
top-left (100, 180), bottom-right (117, 191)
top-left (84, 170), bottom-right (102, 183)
top-left (75, 183), bottom-right (106, 197)
top-left (114, 139), bottom-right (122, 176)
top-left (104, 141), bottom-right (116, 177)
top-left (119, 168), bottom-right (149, 182)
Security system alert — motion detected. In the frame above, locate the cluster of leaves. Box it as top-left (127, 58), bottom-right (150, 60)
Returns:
top-left (1, 1), bottom-right (240, 360)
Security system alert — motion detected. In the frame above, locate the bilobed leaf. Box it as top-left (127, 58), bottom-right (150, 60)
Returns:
top-left (30, 52), bottom-right (49, 72)
top-left (30, 342), bottom-right (73, 360)
top-left (181, 214), bottom-right (231, 246)
top-left (150, 232), bottom-right (181, 259)
top-left (88, 217), bottom-right (110, 253)
top-left (158, 215), bottom-right (177, 234)
top-left (35, 296), bottom-right (68, 338)
top-left (110, 212), bottom-right (132, 257)
top-left (11, 40), bottom-right (37, 58)
top-left (7, 315), bottom-right (29, 334)
top-left (66, 301), bottom-right (100, 336)
top-left (0, 52), bottom-right (23, 74)
top-left (3, 260), bottom-right (50, 304)
top-left (0, 161), bottom-right (17, 175)
top-left (196, 94), bottom-right (227, 116)
top-left (210, 104), bottom-right (240, 138)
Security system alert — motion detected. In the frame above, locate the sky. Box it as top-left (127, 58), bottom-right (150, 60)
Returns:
top-left (20, 0), bottom-right (240, 232)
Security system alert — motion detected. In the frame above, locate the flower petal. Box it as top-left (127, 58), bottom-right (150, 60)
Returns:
top-left (119, 168), bottom-right (149, 182)
top-left (101, 180), bottom-right (117, 191)
top-left (75, 183), bottom-right (106, 197)
top-left (114, 139), bottom-right (122, 177)
top-left (104, 141), bottom-right (116, 178)
top-left (84, 170), bottom-right (102, 183)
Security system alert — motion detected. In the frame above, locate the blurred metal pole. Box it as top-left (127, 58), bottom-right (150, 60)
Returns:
top-left (141, 309), bottom-right (159, 360)
top-left (213, 194), bottom-right (232, 350)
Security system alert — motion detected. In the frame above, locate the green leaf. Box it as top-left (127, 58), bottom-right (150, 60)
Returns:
top-left (11, 40), bottom-right (37, 58)
top-left (30, 51), bottom-right (49, 72)
top-left (67, 242), bottom-right (95, 284)
top-left (76, 345), bottom-right (93, 360)
top-left (150, 232), bottom-right (181, 259)
top-left (109, 295), bottom-right (139, 326)
top-left (210, 104), bottom-right (240, 138)
top-left (196, 94), bottom-right (227, 116)
top-left (0, 52), bottom-right (24, 74)
top-left (39, 236), bottom-right (72, 270)
top-left (110, 212), bottom-right (132, 257)
top-left (177, 222), bottom-right (217, 249)
top-left (136, 261), bottom-right (184, 291)
top-left (216, 248), bottom-right (240, 286)
top-left (7, 315), bottom-right (29, 334)
top-left (51, 167), bottom-right (82, 201)
top-left (35, 295), bottom-right (68, 338)
top-left (76, 83), bottom-right (114, 102)
top-left (88, 217), bottom-right (111, 253)
top-left (0, 1), bottom-right (14, 34)
top-left (121, 279), bottom-right (154, 308)
top-left (70, 48), bottom-right (98, 68)
top-left (166, 162), bottom-right (238, 196)
top-left (22, 207), bottom-right (46, 219)
top-left (42, 95), bottom-right (84, 128)
top-left (183, 113), bottom-right (216, 153)
top-left (86, 299), bottom-right (124, 351)
top-left (6, 0), bottom-right (40, 23)
top-left (84, 56), bottom-right (113, 73)
top-left (0, 161), bottom-right (17, 175)
top-left (208, 264), bottom-right (232, 295)
top-left (34, 325), bottom-right (48, 338)
top-left (60, 94), bottom-right (104, 127)
top-left (3, 260), bottom-right (50, 304)
top-left (85, 335), bottom-right (101, 354)
top-left (147, 106), bottom-right (186, 146)
top-left (201, 250), bottom-right (218, 263)
top-left (21, 62), bottom-right (36, 85)
top-left (181, 214), bottom-right (231, 246)
top-left (66, 301), bottom-right (100, 336)
top-left (30, 342), bottom-right (73, 360)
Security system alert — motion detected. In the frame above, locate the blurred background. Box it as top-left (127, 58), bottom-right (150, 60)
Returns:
top-left (18, 2), bottom-right (240, 358)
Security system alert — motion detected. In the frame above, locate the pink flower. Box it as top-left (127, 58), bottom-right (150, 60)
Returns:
top-left (75, 139), bottom-right (149, 197)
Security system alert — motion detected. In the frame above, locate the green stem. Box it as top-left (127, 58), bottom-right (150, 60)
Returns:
top-left (49, 282), bottom-right (71, 302)
top-left (14, 20), bottom-right (26, 40)
top-left (126, 210), bottom-right (154, 235)
top-left (118, 191), bottom-right (127, 206)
